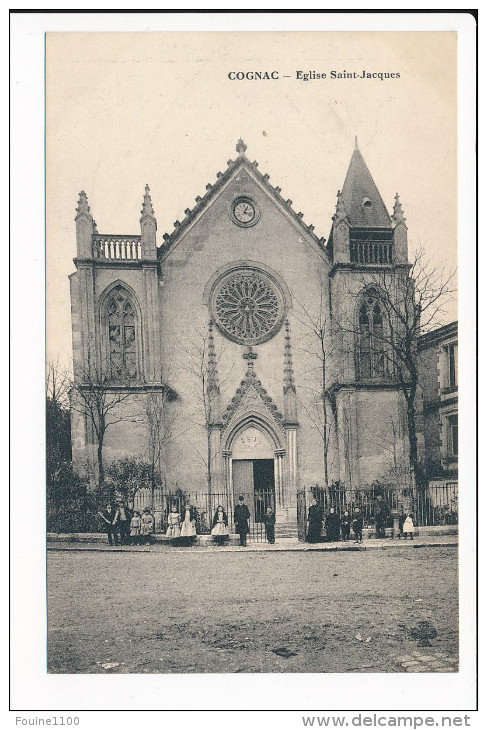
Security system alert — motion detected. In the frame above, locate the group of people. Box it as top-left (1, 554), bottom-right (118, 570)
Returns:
top-left (98, 502), bottom-right (154, 546)
top-left (306, 498), bottom-right (416, 544)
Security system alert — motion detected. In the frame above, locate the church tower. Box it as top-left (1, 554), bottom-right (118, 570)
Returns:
top-left (326, 141), bottom-right (410, 489)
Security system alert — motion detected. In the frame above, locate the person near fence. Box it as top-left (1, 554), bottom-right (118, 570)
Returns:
top-left (263, 506), bottom-right (276, 544)
top-left (402, 512), bottom-right (415, 540)
top-left (325, 507), bottom-right (341, 542)
top-left (341, 510), bottom-right (352, 541)
top-left (373, 495), bottom-right (390, 539)
top-left (141, 508), bottom-right (154, 545)
top-left (352, 507), bottom-right (363, 544)
top-left (234, 495), bottom-right (250, 547)
top-left (130, 510), bottom-right (142, 545)
top-left (98, 503), bottom-right (119, 546)
top-left (166, 504), bottom-right (181, 541)
top-left (180, 504), bottom-right (197, 545)
top-left (211, 505), bottom-right (229, 546)
top-left (307, 498), bottom-right (323, 543)
top-left (116, 501), bottom-right (132, 546)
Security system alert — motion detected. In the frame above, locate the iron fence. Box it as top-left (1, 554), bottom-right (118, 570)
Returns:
top-left (47, 485), bottom-right (277, 543)
top-left (298, 480), bottom-right (458, 538)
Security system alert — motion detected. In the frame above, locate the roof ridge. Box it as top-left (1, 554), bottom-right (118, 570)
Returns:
top-left (158, 148), bottom-right (327, 257)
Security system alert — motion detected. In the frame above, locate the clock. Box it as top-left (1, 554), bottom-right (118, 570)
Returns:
top-left (230, 196), bottom-right (259, 227)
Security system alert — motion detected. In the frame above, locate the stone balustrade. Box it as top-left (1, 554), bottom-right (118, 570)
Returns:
top-left (92, 234), bottom-right (142, 261)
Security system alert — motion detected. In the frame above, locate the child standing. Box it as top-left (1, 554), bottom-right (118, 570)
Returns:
top-left (263, 507), bottom-right (276, 544)
top-left (166, 504), bottom-right (181, 541)
top-left (352, 507), bottom-right (363, 544)
top-left (130, 510), bottom-right (142, 545)
top-left (211, 505), bottom-right (229, 546)
top-left (141, 508), bottom-right (154, 545)
top-left (180, 504), bottom-right (197, 545)
top-left (402, 512), bottom-right (415, 540)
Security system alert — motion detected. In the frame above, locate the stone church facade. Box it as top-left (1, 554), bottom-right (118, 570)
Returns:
top-left (70, 139), bottom-right (412, 531)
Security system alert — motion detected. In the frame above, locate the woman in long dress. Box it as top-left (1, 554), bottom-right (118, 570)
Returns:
top-left (211, 505), bottom-right (229, 546)
top-left (166, 505), bottom-right (181, 541)
top-left (180, 504), bottom-right (197, 545)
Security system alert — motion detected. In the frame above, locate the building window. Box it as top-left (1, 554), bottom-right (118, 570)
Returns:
top-left (447, 414), bottom-right (458, 457)
top-left (446, 342), bottom-right (458, 389)
top-left (357, 292), bottom-right (389, 380)
top-left (106, 286), bottom-right (137, 380)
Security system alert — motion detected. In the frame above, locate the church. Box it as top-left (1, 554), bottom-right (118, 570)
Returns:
top-left (69, 139), bottom-right (412, 534)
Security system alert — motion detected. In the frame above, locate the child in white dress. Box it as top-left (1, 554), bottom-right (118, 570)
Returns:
top-left (211, 506), bottom-right (229, 546)
top-left (180, 504), bottom-right (197, 545)
top-left (130, 510), bottom-right (142, 545)
top-left (140, 509), bottom-right (154, 545)
top-left (166, 505), bottom-right (181, 540)
top-left (402, 512), bottom-right (415, 540)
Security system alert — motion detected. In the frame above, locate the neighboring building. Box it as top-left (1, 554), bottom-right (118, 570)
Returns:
top-left (418, 321), bottom-right (458, 481)
top-left (69, 139), bottom-right (415, 533)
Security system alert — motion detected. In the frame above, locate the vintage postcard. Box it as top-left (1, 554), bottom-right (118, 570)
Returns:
top-left (11, 11), bottom-right (476, 720)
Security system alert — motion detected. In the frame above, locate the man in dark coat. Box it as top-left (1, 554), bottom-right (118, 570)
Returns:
top-left (325, 507), bottom-right (341, 542)
top-left (374, 495), bottom-right (390, 539)
top-left (115, 501), bottom-right (132, 545)
top-left (307, 498), bottom-right (323, 543)
top-left (234, 495), bottom-right (250, 546)
top-left (98, 503), bottom-right (119, 546)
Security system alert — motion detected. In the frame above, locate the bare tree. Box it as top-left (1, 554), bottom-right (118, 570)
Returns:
top-left (144, 386), bottom-right (179, 501)
top-left (177, 323), bottom-right (238, 492)
top-left (292, 282), bottom-right (338, 487)
top-left (46, 358), bottom-right (73, 482)
top-left (341, 244), bottom-right (456, 487)
top-left (70, 357), bottom-right (142, 487)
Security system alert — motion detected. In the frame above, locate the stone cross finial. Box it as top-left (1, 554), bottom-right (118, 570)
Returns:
top-left (236, 138), bottom-right (247, 155)
top-left (243, 345), bottom-right (257, 372)
top-left (392, 192), bottom-right (406, 225)
top-left (141, 184), bottom-right (155, 217)
top-left (354, 135), bottom-right (358, 149)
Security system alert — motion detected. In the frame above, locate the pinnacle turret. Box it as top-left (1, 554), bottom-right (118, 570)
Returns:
top-left (392, 193), bottom-right (407, 225)
top-left (75, 191), bottom-right (92, 219)
top-left (140, 184), bottom-right (157, 259)
top-left (334, 189), bottom-right (348, 223)
top-left (140, 184), bottom-right (156, 219)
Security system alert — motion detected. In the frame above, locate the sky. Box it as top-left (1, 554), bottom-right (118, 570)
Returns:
top-left (46, 31), bottom-right (458, 371)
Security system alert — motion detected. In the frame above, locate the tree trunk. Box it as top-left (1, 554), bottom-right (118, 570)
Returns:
top-left (97, 440), bottom-right (104, 487)
top-left (322, 360), bottom-right (329, 487)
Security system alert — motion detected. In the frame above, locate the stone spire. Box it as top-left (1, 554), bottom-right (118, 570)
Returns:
top-left (334, 189), bottom-right (348, 223)
top-left (207, 320), bottom-right (221, 423)
top-left (140, 184), bottom-right (157, 259)
top-left (392, 192), bottom-right (406, 225)
top-left (236, 138), bottom-right (247, 156)
top-left (392, 192), bottom-right (408, 263)
top-left (283, 320), bottom-right (297, 423)
top-left (75, 191), bottom-right (94, 258)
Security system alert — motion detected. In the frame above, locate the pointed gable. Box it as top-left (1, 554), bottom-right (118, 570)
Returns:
top-left (159, 140), bottom-right (328, 259)
top-left (341, 147), bottom-right (391, 228)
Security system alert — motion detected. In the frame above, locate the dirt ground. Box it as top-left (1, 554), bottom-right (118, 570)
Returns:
top-left (47, 547), bottom-right (458, 674)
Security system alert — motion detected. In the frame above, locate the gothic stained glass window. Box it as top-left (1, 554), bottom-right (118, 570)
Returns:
top-left (211, 269), bottom-right (285, 345)
top-left (357, 292), bottom-right (389, 380)
top-left (106, 287), bottom-right (137, 380)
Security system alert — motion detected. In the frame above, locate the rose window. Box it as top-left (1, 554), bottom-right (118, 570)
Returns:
top-left (212, 269), bottom-right (285, 345)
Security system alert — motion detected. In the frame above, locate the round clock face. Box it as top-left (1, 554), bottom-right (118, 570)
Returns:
top-left (231, 197), bottom-right (259, 227)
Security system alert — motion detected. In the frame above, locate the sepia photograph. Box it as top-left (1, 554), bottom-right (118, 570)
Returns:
top-left (11, 11), bottom-right (477, 716)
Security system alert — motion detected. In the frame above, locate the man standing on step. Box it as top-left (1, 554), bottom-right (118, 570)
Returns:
top-left (234, 495), bottom-right (250, 547)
